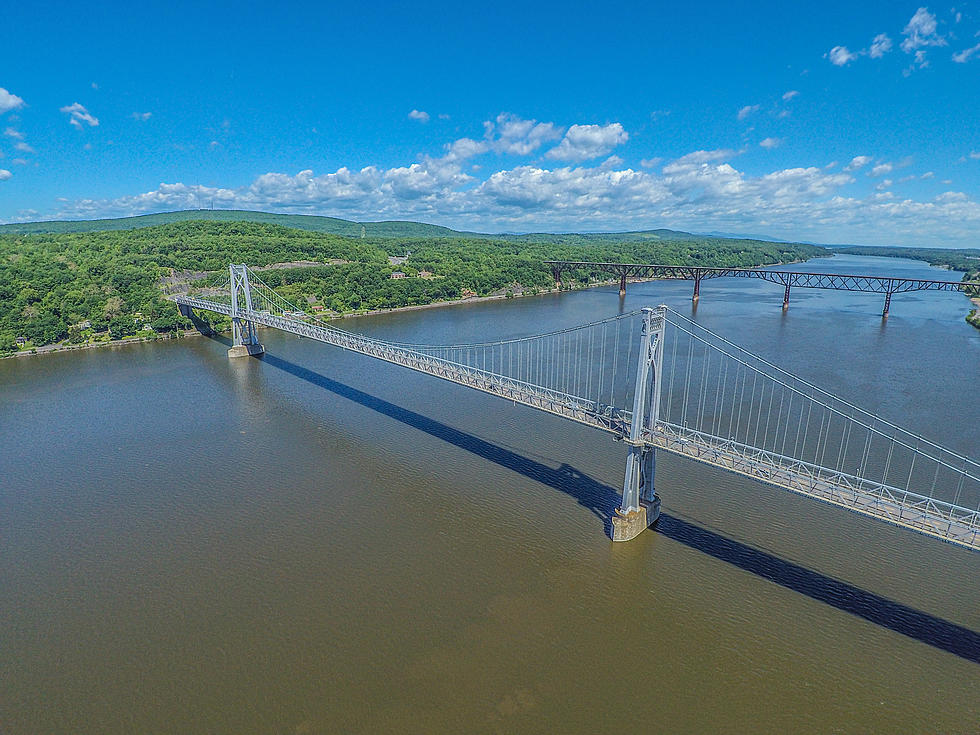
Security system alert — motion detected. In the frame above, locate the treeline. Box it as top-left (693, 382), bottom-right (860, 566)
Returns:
top-left (0, 220), bottom-right (826, 353)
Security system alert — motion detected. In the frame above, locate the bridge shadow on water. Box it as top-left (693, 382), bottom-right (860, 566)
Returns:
top-left (256, 352), bottom-right (980, 665)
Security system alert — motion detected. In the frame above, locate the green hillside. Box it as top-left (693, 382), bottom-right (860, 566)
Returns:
top-left (0, 219), bottom-right (826, 353)
top-left (0, 208), bottom-right (708, 243)
top-left (0, 209), bottom-right (463, 239)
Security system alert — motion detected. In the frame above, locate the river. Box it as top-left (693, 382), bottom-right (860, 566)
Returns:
top-left (1, 254), bottom-right (978, 733)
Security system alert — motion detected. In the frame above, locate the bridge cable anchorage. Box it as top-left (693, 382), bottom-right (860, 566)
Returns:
top-left (174, 264), bottom-right (980, 550)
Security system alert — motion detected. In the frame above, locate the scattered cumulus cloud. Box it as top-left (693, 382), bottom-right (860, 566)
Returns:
top-left (4, 127), bottom-right (24, 139)
top-left (921, 171), bottom-right (935, 178)
top-left (0, 88), bottom-right (25, 115)
top-left (901, 7), bottom-right (947, 69)
top-left (970, 151), bottom-right (980, 160)
top-left (132, 111), bottom-right (152, 121)
top-left (544, 123), bottom-right (628, 162)
top-left (438, 113), bottom-right (450, 120)
top-left (782, 90), bottom-right (800, 101)
top-left (408, 109), bottom-right (430, 123)
top-left (14, 141), bottom-right (33, 153)
top-left (13, 109), bottom-right (980, 247)
top-left (0, 169), bottom-right (11, 180)
top-left (485, 113), bottom-right (562, 155)
top-left (60, 102), bottom-right (99, 128)
top-left (901, 7), bottom-right (946, 53)
top-left (844, 155), bottom-right (873, 171)
top-left (759, 137), bottom-right (782, 149)
top-left (737, 105), bottom-right (760, 120)
top-left (952, 42), bottom-right (980, 62)
top-left (36, 145), bottom-right (980, 248)
top-left (869, 33), bottom-right (893, 58)
top-left (828, 45), bottom-right (859, 65)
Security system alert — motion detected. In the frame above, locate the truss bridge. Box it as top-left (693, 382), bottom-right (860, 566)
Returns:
top-left (543, 260), bottom-right (980, 317)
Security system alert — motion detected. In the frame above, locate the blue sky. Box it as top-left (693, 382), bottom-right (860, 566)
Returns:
top-left (1, 1), bottom-right (979, 246)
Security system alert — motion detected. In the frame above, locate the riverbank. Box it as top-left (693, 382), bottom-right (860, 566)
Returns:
top-left (1, 280), bottom-right (593, 359)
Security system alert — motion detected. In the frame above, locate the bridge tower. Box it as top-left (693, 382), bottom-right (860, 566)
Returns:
top-left (228, 264), bottom-right (265, 358)
top-left (612, 306), bottom-right (665, 541)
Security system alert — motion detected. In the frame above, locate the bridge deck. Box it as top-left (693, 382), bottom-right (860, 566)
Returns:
top-left (543, 261), bottom-right (980, 294)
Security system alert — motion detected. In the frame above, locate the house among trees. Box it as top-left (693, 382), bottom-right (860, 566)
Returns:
top-left (418, 270), bottom-right (433, 278)
top-left (390, 271), bottom-right (406, 279)
top-left (15, 336), bottom-right (27, 346)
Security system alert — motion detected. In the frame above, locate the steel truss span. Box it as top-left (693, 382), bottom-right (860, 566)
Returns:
top-left (175, 264), bottom-right (980, 550)
top-left (543, 260), bottom-right (980, 316)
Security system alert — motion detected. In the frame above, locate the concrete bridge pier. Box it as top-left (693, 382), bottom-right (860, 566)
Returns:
top-left (613, 441), bottom-right (661, 541)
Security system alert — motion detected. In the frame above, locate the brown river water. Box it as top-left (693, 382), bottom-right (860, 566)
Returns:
top-left (1, 255), bottom-right (978, 733)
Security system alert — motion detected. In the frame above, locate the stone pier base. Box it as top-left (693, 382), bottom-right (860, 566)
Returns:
top-left (611, 495), bottom-right (662, 542)
top-left (228, 343), bottom-right (265, 358)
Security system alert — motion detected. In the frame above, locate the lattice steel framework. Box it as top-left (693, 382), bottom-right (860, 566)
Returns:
top-left (544, 261), bottom-right (980, 316)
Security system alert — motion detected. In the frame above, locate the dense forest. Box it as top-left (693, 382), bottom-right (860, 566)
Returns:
top-left (0, 219), bottom-right (826, 354)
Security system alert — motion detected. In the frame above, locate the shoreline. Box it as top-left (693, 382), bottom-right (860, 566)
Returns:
top-left (8, 254), bottom-right (973, 359)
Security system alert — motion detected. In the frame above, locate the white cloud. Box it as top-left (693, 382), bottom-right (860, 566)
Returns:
top-left (953, 42), bottom-right (980, 62)
top-left (22, 112), bottom-right (980, 247)
top-left (668, 149), bottom-right (736, 166)
top-left (639, 157), bottom-right (663, 169)
top-left (545, 123), bottom-right (628, 162)
top-left (828, 46), bottom-right (859, 65)
top-left (14, 141), bottom-right (33, 153)
top-left (0, 88), bottom-right (25, 115)
top-left (4, 127), bottom-right (24, 140)
top-left (869, 33), bottom-right (893, 58)
top-left (438, 113), bottom-right (450, 120)
top-left (759, 137), bottom-right (782, 149)
top-left (844, 155), bottom-right (873, 171)
top-left (132, 111), bottom-right (152, 121)
top-left (901, 7), bottom-right (946, 68)
top-left (921, 171), bottom-right (935, 178)
top-left (60, 102), bottom-right (99, 128)
top-left (737, 105), bottom-right (760, 120)
top-left (869, 162), bottom-right (893, 177)
top-left (782, 90), bottom-right (800, 101)
top-left (408, 109), bottom-right (430, 123)
top-left (486, 113), bottom-right (562, 155)
top-left (970, 151), bottom-right (980, 160)
top-left (37, 153), bottom-right (980, 247)
top-left (0, 169), bottom-right (10, 180)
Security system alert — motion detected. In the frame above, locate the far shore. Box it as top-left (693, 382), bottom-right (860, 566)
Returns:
top-left (8, 253), bottom-right (976, 360)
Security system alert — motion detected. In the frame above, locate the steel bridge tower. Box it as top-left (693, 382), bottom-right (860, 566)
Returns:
top-left (228, 264), bottom-right (265, 358)
top-left (612, 306), bottom-right (664, 541)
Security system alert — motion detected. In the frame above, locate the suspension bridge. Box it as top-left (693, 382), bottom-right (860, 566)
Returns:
top-left (174, 264), bottom-right (980, 549)
top-left (544, 261), bottom-right (980, 317)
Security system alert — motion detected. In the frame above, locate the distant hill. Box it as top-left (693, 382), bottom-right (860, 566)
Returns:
top-left (0, 209), bottom-right (462, 239)
top-left (0, 209), bottom-right (723, 244)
